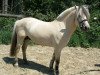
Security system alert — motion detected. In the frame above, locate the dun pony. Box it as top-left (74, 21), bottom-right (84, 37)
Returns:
top-left (10, 5), bottom-right (90, 75)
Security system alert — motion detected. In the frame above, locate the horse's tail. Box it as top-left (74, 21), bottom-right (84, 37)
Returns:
top-left (10, 24), bottom-right (17, 57)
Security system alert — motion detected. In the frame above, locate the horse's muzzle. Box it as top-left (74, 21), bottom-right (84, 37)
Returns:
top-left (80, 24), bottom-right (90, 31)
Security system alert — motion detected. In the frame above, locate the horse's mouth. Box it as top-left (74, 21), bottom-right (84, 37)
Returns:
top-left (80, 26), bottom-right (89, 31)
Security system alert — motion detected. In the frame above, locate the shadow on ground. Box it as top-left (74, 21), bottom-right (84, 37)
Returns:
top-left (73, 64), bottom-right (100, 75)
top-left (3, 57), bottom-right (54, 75)
top-left (78, 69), bottom-right (100, 74)
top-left (95, 64), bottom-right (100, 67)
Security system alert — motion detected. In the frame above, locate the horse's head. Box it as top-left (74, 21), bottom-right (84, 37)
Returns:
top-left (75, 5), bottom-right (90, 31)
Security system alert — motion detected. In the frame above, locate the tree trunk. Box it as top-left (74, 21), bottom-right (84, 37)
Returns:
top-left (2, 0), bottom-right (8, 14)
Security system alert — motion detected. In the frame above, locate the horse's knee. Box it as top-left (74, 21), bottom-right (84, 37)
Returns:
top-left (55, 53), bottom-right (60, 69)
top-left (54, 50), bottom-right (61, 73)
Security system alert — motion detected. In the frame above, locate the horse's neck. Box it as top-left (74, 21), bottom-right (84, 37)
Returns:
top-left (64, 10), bottom-right (77, 34)
top-left (56, 10), bottom-right (77, 47)
top-left (56, 6), bottom-right (75, 21)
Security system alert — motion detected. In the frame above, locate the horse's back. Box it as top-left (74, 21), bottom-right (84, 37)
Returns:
top-left (15, 17), bottom-right (44, 26)
top-left (15, 17), bottom-right (45, 32)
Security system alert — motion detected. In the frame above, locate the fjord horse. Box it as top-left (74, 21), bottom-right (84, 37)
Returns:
top-left (10, 5), bottom-right (90, 75)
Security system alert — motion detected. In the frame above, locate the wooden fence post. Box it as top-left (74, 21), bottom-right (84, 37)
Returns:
top-left (2, 0), bottom-right (8, 14)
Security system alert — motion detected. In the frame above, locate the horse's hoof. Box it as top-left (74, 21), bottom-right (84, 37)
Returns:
top-left (49, 68), bottom-right (54, 72)
top-left (23, 59), bottom-right (29, 65)
top-left (49, 66), bottom-right (54, 71)
top-left (13, 63), bottom-right (18, 67)
top-left (49, 66), bottom-right (53, 69)
top-left (55, 70), bottom-right (59, 75)
top-left (24, 61), bottom-right (29, 65)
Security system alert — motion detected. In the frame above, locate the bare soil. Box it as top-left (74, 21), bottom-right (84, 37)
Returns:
top-left (0, 45), bottom-right (100, 75)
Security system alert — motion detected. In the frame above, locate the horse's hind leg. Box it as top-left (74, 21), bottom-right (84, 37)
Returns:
top-left (14, 36), bottom-right (25, 67)
top-left (22, 39), bottom-right (29, 64)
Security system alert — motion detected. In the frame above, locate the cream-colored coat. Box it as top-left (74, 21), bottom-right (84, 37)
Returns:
top-left (10, 5), bottom-right (90, 75)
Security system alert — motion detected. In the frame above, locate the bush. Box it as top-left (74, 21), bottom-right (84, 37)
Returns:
top-left (0, 18), bottom-right (16, 44)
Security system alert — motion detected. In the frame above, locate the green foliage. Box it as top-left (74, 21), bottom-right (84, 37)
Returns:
top-left (0, 18), bottom-right (16, 44)
top-left (87, 9), bottom-right (100, 48)
top-left (68, 32), bottom-right (80, 47)
top-left (0, 0), bottom-right (99, 48)
top-left (68, 28), bottom-right (90, 48)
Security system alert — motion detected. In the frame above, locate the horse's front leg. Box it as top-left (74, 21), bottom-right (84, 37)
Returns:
top-left (54, 50), bottom-right (61, 75)
top-left (55, 58), bottom-right (60, 75)
top-left (49, 52), bottom-right (55, 70)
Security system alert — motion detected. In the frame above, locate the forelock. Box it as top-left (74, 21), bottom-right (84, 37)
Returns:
top-left (82, 5), bottom-right (90, 20)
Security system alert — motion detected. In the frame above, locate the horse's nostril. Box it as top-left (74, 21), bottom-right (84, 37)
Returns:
top-left (85, 27), bottom-right (87, 30)
top-left (85, 26), bottom-right (89, 30)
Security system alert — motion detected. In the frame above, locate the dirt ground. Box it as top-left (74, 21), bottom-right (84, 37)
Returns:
top-left (0, 45), bottom-right (100, 75)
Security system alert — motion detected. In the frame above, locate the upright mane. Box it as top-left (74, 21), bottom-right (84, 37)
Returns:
top-left (56, 6), bottom-right (77, 21)
top-left (82, 5), bottom-right (90, 20)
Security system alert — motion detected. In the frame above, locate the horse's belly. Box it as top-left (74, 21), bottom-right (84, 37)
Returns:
top-left (31, 37), bottom-right (53, 46)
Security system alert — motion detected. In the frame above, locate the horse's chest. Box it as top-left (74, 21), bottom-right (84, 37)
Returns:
top-left (53, 30), bottom-right (71, 46)
top-left (53, 32), bottom-right (64, 44)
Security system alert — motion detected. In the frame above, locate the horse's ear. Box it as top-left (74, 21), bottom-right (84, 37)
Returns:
top-left (75, 5), bottom-right (79, 11)
top-left (82, 5), bottom-right (89, 9)
top-left (75, 5), bottom-right (77, 10)
top-left (75, 5), bottom-right (78, 13)
top-left (75, 5), bottom-right (81, 14)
